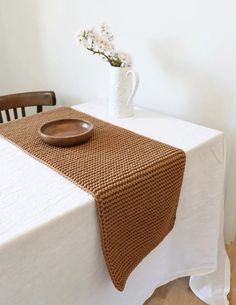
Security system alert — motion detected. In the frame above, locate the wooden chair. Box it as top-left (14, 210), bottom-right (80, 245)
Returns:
top-left (0, 91), bottom-right (56, 123)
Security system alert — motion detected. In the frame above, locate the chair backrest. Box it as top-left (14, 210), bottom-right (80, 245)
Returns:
top-left (0, 91), bottom-right (56, 123)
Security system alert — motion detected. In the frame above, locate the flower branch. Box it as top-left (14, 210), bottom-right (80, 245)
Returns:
top-left (75, 24), bottom-right (132, 67)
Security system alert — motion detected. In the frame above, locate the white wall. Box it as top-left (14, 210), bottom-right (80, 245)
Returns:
top-left (1, 0), bottom-right (236, 241)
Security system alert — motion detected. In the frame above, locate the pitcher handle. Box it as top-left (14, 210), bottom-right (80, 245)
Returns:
top-left (126, 70), bottom-right (139, 106)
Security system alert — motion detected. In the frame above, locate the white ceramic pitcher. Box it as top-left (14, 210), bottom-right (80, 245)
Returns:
top-left (108, 66), bottom-right (139, 118)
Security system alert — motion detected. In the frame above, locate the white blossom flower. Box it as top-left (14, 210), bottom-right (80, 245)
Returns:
top-left (105, 46), bottom-right (115, 57)
top-left (117, 52), bottom-right (132, 67)
top-left (100, 23), bottom-right (114, 41)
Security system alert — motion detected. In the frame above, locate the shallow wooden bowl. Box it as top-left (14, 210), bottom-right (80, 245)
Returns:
top-left (39, 119), bottom-right (94, 147)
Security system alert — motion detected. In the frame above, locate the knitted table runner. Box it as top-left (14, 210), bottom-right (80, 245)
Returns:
top-left (0, 107), bottom-right (186, 291)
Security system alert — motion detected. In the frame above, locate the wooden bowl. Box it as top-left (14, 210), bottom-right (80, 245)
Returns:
top-left (39, 119), bottom-right (94, 147)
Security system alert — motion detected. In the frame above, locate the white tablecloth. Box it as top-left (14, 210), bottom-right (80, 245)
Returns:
top-left (0, 103), bottom-right (230, 305)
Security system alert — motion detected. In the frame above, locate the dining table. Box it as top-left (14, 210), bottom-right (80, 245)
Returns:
top-left (0, 102), bottom-right (230, 305)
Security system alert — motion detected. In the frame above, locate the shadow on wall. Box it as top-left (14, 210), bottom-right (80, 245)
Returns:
top-left (150, 39), bottom-right (236, 241)
top-left (0, 0), bottom-right (47, 94)
top-left (0, 14), bottom-right (11, 91)
top-left (150, 39), bottom-right (234, 131)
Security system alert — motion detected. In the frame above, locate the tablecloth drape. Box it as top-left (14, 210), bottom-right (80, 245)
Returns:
top-left (0, 103), bottom-right (230, 305)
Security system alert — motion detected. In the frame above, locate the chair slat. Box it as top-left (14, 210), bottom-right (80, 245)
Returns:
top-left (21, 107), bottom-right (26, 117)
top-left (0, 111), bottom-right (3, 123)
top-left (5, 109), bottom-right (11, 121)
top-left (37, 105), bottom-right (43, 113)
top-left (13, 108), bottom-right (18, 119)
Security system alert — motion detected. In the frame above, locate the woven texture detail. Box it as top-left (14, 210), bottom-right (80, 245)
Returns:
top-left (0, 107), bottom-right (186, 291)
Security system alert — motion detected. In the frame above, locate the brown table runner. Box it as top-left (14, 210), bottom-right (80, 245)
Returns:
top-left (0, 107), bottom-right (186, 291)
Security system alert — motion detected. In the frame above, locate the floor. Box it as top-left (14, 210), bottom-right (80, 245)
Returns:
top-left (144, 240), bottom-right (236, 305)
